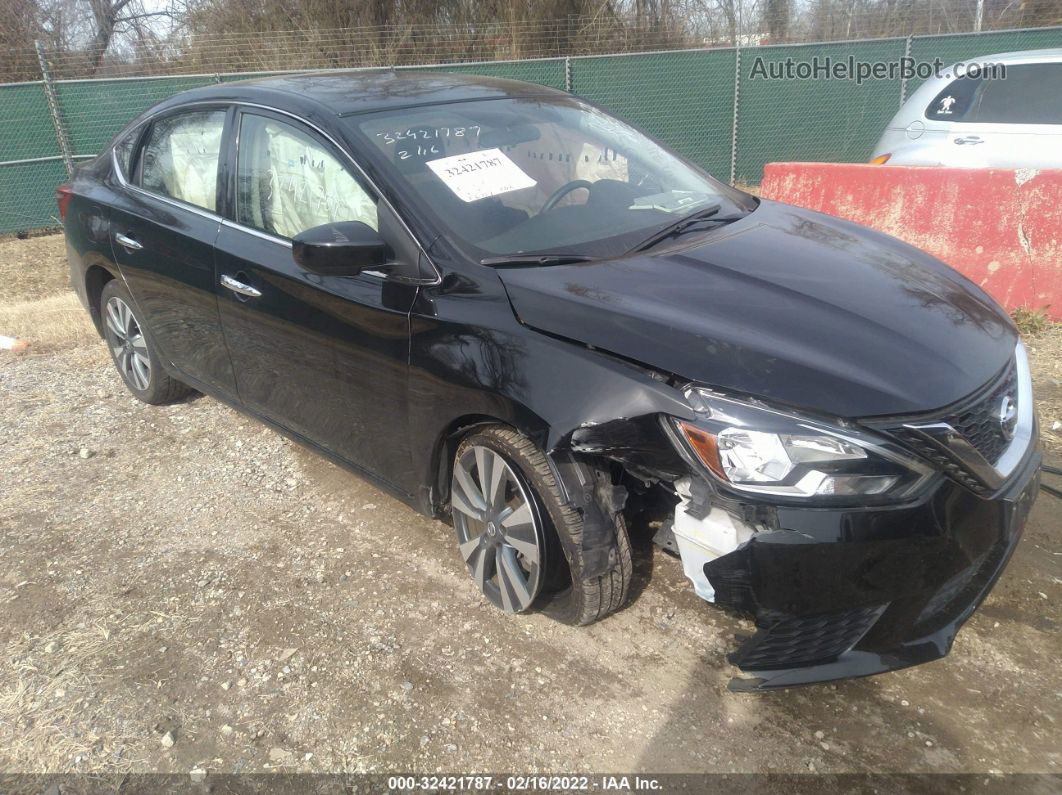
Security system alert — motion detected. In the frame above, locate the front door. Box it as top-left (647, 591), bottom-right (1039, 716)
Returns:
top-left (214, 108), bottom-right (417, 490)
top-left (109, 106), bottom-right (237, 397)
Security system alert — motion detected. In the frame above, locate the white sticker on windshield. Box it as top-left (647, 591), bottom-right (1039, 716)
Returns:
top-left (426, 148), bottom-right (536, 202)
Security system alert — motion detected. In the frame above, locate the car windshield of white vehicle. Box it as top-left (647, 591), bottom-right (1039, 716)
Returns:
top-left (354, 97), bottom-right (751, 260)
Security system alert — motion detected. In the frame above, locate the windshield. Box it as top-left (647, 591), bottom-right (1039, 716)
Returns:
top-left (351, 96), bottom-right (751, 260)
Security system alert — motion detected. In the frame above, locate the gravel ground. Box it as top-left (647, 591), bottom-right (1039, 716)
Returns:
top-left (0, 238), bottom-right (1060, 777)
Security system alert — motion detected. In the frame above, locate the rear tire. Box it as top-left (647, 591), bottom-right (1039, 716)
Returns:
top-left (100, 279), bottom-right (192, 405)
top-left (451, 425), bottom-right (632, 625)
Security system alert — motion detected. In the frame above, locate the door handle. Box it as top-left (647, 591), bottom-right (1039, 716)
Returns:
top-left (220, 273), bottom-right (262, 298)
top-left (953, 135), bottom-right (984, 145)
top-left (114, 232), bottom-right (143, 251)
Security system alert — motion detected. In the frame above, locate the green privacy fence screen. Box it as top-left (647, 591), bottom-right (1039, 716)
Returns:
top-left (2, 25), bottom-right (1060, 234)
top-left (0, 81), bottom-right (67, 233)
top-left (734, 37), bottom-right (909, 184)
top-left (571, 48), bottom-right (737, 179)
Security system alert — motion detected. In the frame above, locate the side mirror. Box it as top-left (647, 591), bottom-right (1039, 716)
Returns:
top-left (292, 221), bottom-right (389, 276)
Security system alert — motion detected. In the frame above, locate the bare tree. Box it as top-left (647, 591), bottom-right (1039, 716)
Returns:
top-left (764, 0), bottom-right (789, 41)
top-left (3, 0), bottom-right (1059, 82)
top-left (0, 0), bottom-right (46, 81)
top-left (31, 0), bottom-right (178, 75)
top-left (85, 0), bottom-right (176, 72)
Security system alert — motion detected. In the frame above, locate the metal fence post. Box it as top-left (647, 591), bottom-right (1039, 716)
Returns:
top-left (729, 45), bottom-right (741, 186)
top-left (900, 35), bottom-right (913, 107)
top-left (34, 40), bottom-right (75, 178)
top-left (564, 55), bottom-right (572, 92)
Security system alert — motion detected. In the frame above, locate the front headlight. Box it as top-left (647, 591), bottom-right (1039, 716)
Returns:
top-left (670, 388), bottom-right (933, 502)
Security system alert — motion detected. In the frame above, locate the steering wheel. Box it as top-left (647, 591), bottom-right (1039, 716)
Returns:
top-left (540, 180), bottom-right (594, 213)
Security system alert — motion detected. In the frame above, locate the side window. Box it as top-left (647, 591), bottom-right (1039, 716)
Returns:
top-left (113, 127), bottom-right (140, 181)
top-left (236, 113), bottom-right (377, 240)
top-left (139, 109), bottom-right (225, 212)
top-left (966, 63), bottom-right (1062, 124)
top-left (925, 76), bottom-right (981, 122)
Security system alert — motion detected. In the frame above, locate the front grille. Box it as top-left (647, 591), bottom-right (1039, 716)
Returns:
top-left (948, 364), bottom-right (1016, 464)
top-left (889, 429), bottom-right (992, 495)
top-left (881, 359), bottom-right (1018, 495)
top-left (730, 605), bottom-right (886, 671)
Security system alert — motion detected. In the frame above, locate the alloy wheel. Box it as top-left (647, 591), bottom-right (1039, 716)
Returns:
top-left (451, 445), bottom-right (546, 613)
top-left (104, 296), bottom-right (151, 391)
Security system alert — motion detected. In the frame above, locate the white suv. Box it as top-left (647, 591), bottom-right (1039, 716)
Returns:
top-left (870, 48), bottom-right (1062, 168)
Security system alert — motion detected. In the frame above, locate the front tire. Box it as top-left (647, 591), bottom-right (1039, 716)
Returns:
top-left (451, 426), bottom-right (632, 625)
top-left (100, 279), bottom-right (192, 405)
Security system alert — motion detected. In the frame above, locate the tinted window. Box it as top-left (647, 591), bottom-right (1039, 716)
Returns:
top-left (925, 76), bottom-right (980, 121)
top-left (236, 113), bottom-right (377, 239)
top-left (140, 110), bottom-right (225, 211)
top-left (966, 63), bottom-right (1062, 124)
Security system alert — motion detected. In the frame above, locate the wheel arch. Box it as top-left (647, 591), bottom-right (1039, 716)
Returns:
top-left (83, 262), bottom-right (118, 337)
top-left (434, 414), bottom-right (637, 601)
top-left (428, 411), bottom-right (550, 519)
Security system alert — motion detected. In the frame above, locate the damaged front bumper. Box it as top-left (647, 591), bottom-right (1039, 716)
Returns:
top-left (679, 443), bottom-right (1041, 691)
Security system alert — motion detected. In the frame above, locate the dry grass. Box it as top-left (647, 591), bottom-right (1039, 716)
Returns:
top-left (0, 232), bottom-right (87, 353)
top-left (0, 293), bottom-right (96, 353)
top-left (0, 234), bottom-right (68, 304)
top-left (0, 623), bottom-right (130, 772)
top-left (0, 606), bottom-right (202, 773)
top-left (1012, 307), bottom-right (1054, 337)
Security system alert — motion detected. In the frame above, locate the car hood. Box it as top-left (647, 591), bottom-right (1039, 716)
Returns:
top-left (497, 200), bottom-right (1016, 418)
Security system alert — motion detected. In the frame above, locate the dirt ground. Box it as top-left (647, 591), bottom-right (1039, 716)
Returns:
top-left (0, 234), bottom-right (1060, 776)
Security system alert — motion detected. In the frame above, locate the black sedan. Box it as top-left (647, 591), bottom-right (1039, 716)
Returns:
top-left (60, 71), bottom-right (1040, 690)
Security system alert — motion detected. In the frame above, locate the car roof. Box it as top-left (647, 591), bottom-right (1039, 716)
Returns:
top-left (970, 48), bottom-right (1062, 64)
top-left (972, 47), bottom-right (1062, 64)
top-left (152, 69), bottom-right (567, 119)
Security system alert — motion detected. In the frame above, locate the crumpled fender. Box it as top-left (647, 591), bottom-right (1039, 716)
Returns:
top-left (409, 265), bottom-right (696, 518)
top-left (566, 415), bottom-right (689, 482)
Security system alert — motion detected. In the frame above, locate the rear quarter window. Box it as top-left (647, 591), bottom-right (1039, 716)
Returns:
top-left (925, 76), bottom-right (980, 122)
top-left (113, 128), bottom-right (139, 180)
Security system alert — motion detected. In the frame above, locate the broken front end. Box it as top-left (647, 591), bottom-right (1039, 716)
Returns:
top-left (572, 344), bottom-right (1040, 690)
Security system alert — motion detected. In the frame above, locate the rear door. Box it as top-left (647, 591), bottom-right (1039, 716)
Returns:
top-left (108, 105), bottom-right (238, 397)
top-left (930, 63), bottom-right (1062, 168)
top-left (213, 108), bottom-right (418, 489)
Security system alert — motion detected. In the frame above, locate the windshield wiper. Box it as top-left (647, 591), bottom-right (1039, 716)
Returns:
top-left (628, 202), bottom-right (725, 253)
top-left (480, 254), bottom-right (598, 267)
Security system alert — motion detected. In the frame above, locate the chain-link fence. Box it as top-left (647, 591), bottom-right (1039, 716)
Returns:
top-left (2, 18), bottom-right (1061, 233)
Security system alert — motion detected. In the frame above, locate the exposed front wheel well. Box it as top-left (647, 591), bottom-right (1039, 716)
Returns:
top-left (84, 265), bottom-right (115, 337)
top-left (445, 422), bottom-right (634, 624)
top-left (432, 414), bottom-right (515, 517)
